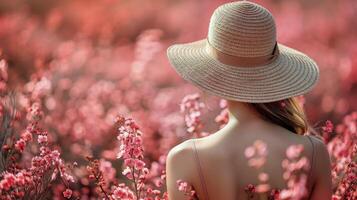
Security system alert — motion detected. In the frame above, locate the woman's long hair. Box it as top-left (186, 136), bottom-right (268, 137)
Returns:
top-left (249, 97), bottom-right (308, 135)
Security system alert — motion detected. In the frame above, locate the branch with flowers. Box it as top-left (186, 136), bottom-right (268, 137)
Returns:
top-left (0, 101), bottom-right (75, 199)
top-left (0, 59), bottom-right (74, 199)
top-left (86, 115), bottom-right (168, 200)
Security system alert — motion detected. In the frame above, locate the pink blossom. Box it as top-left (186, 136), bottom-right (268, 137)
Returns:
top-left (258, 173), bottom-right (269, 182)
top-left (14, 139), bottom-right (26, 152)
top-left (0, 59), bottom-right (8, 81)
top-left (245, 140), bottom-right (268, 168)
top-left (322, 120), bottom-right (334, 142)
top-left (322, 120), bottom-right (334, 133)
top-left (286, 144), bottom-right (304, 159)
top-left (112, 184), bottom-right (135, 200)
top-left (244, 146), bottom-right (256, 158)
top-left (180, 93), bottom-right (206, 137)
top-left (280, 175), bottom-right (308, 200)
top-left (256, 183), bottom-right (271, 193)
top-left (37, 135), bottom-right (48, 144)
top-left (248, 157), bottom-right (267, 169)
top-left (21, 130), bottom-right (33, 142)
top-left (176, 180), bottom-right (196, 199)
top-left (280, 145), bottom-right (310, 200)
top-left (63, 188), bottom-right (73, 199)
top-left (0, 173), bottom-right (16, 191)
top-left (122, 167), bottom-right (132, 178)
top-left (215, 99), bottom-right (229, 129)
top-left (99, 159), bottom-right (116, 183)
top-left (134, 159), bottom-right (146, 170)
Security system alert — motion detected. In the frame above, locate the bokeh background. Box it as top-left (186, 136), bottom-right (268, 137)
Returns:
top-left (0, 0), bottom-right (356, 198)
top-left (1, 0), bottom-right (356, 117)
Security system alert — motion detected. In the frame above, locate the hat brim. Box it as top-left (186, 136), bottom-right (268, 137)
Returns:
top-left (167, 39), bottom-right (319, 103)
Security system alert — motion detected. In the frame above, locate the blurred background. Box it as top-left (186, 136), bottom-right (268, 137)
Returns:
top-left (0, 0), bottom-right (356, 198)
top-left (0, 0), bottom-right (356, 116)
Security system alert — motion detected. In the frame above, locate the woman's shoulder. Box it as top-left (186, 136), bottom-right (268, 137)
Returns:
top-left (304, 134), bottom-right (328, 152)
top-left (303, 134), bottom-right (331, 180)
top-left (166, 139), bottom-right (197, 182)
top-left (167, 139), bottom-right (194, 156)
top-left (166, 139), bottom-right (196, 166)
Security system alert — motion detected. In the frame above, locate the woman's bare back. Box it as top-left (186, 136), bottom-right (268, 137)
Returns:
top-left (166, 119), bottom-right (332, 200)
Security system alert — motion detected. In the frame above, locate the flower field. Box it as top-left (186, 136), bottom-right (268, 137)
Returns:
top-left (0, 0), bottom-right (356, 199)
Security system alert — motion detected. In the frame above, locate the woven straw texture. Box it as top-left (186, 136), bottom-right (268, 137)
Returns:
top-left (167, 1), bottom-right (319, 103)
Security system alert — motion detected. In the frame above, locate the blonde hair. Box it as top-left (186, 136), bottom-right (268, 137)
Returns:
top-left (248, 98), bottom-right (308, 135)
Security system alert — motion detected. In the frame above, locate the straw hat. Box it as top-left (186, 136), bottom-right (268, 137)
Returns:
top-left (167, 1), bottom-right (319, 103)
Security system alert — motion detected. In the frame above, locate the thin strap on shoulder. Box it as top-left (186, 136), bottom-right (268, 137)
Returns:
top-left (191, 140), bottom-right (210, 200)
top-left (306, 135), bottom-right (316, 193)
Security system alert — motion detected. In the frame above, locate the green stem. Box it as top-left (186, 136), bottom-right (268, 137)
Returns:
top-left (131, 166), bottom-right (140, 199)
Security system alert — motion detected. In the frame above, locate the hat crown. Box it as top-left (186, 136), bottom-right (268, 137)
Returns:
top-left (208, 1), bottom-right (276, 57)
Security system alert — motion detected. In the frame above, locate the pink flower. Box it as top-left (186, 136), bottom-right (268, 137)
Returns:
top-left (15, 172), bottom-right (26, 186)
top-left (134, 160), bottom-right (146, 170)
top-left (14, 139), bottom-right (26, 152)
top-left (100, 159), bottom-right (116, 183)
top-left (122, 167), bottom-right (132, 179)
top-left (63, 188), bottom-right (72, 199)
top-left (0, 59), bottom-right (8, 81)
top-left (286, 144), bottom-right (304, 159)
top-left (280, 175), bottom-right (308, 200)
top-left (176, 180), bottom-right (196, 199)
top-left (248, 157), bottom-right (266, 169)
top-left (245, 140), bottom-right (268, 168)
top-left (281, 144), bottom-right (310, 200)
top-left (112, 184), bottom-right (135, 200)
top-left (322, 120), bottom-right (334, 133)
top-left (38, 135), bottom-right (48, 144)
top-left (215, 99), bottom-right (229, 128)
top-left (322, 120), bottom-right (334, 141)
top-left (21, 130), bottom-right (33, 142)
top-left (132, 148), bottom-right (142, 158)
top-left (254, 140), bottom-right (268, 156)
top-left (0, 173), bottom-right (16, 191)
top-left (256, 183), bottom-right (271, 193)
top-left (180, 93), bottom-right (206, 137)
top-left (244, 146), bottom-right (256, 158)
top-left (258, 173), bottom-right (269, 182)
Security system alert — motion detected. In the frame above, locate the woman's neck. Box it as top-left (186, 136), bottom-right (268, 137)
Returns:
top-left (213, 100), bottom-right (269, 139)
top-left (226, 100), bottom-right (265, 125)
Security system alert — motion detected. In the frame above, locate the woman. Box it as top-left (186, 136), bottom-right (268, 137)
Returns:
top-left (165, 1), bottom-right (332, 200)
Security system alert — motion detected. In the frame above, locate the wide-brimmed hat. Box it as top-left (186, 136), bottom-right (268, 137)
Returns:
top-left (167, 1), bottom-right (319, 103)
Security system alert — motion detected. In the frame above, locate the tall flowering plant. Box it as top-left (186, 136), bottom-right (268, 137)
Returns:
top-left (329, 113), bottom-right (356, 200)
top-left (0, 59), bottom-right (74, 199)
top-left (180, 93), bottom-right (207, 138)
top-left (116, 116), bottom-right (149, 199)
top-left (87, 115), bottom-right (168, 200)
